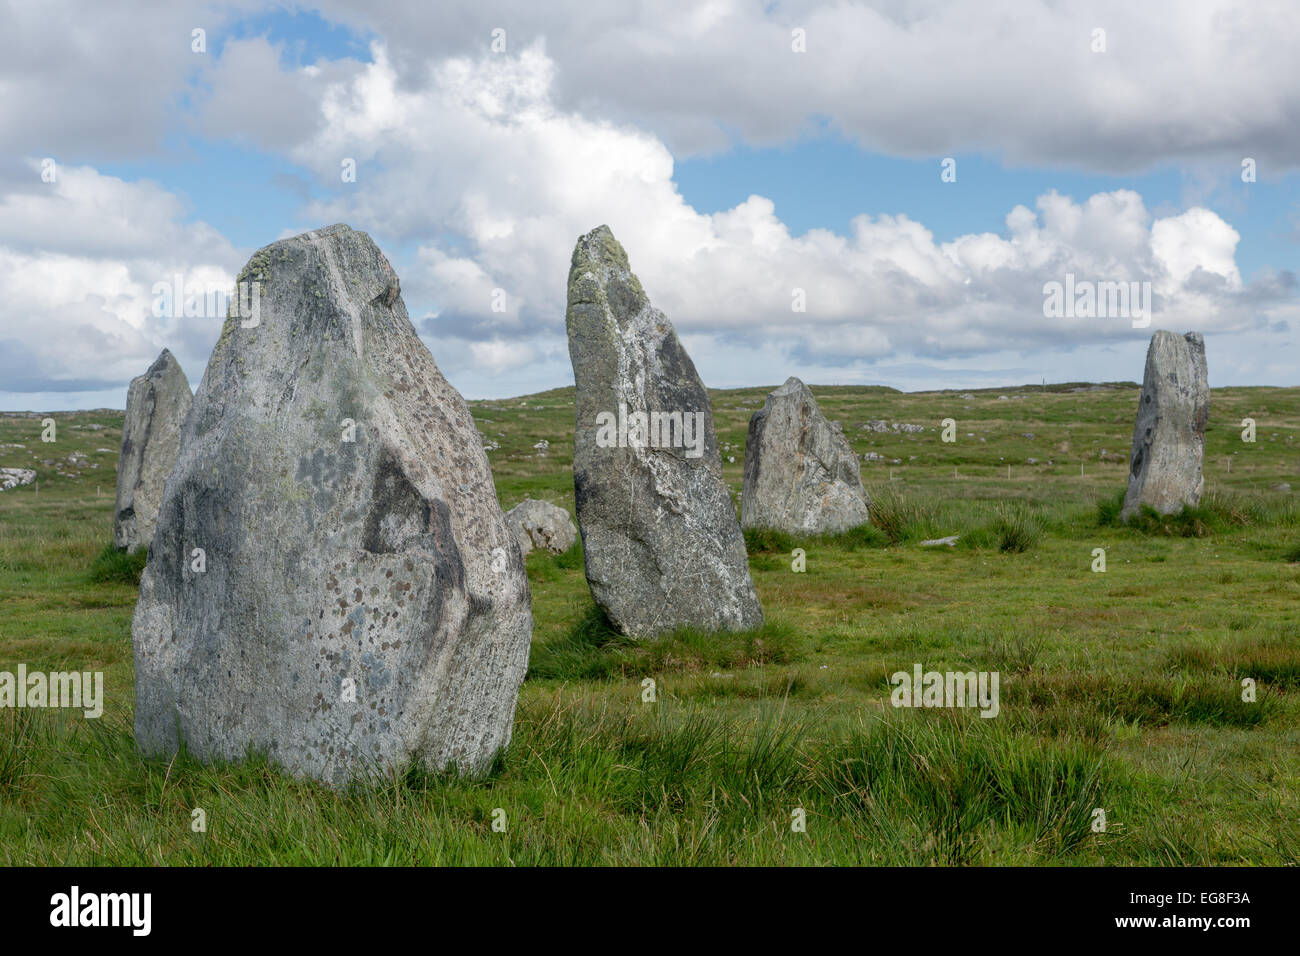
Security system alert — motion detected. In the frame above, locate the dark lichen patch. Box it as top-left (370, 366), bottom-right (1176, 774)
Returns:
top-left (362, 452), bottom-right (431, 554)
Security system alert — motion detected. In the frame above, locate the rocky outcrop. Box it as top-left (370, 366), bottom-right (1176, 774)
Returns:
top-left (0, 468), bottom-right (36, 491)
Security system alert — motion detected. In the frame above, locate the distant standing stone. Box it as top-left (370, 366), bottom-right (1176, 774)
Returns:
top-left (565, 225), bottom-right (762, 637)
top-left (1121, 330), bottom-right (1209, 520)
top-left (742, 377), bottom-right (870, 534)
top-left (114, 349), bottom-right (192, 552)
top-left (506, 499), bottom-right (577, 555)
top-left (132, 224), bottom-right (532, 786)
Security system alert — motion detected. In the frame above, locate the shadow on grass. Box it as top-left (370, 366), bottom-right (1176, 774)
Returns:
top-left (743, 523), bottom-right (889, 555)
top-left (526, 602), bottom-right (806, 681)
top-left (88, 543), bottom-right (147, 585)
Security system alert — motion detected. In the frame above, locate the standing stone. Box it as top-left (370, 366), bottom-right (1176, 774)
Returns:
top-left (1121, 330), bottom-right (1209, 520)
top-left (505, 499), bottom-right (578, 556)
top-left (132, 224), bottom-right (531, 786)
top-left (566, 225), bottom-right (762, 637)
top-left (742, 377), bottom-right (870, 533)
top-left (114, 349), bottom-right (192, 552)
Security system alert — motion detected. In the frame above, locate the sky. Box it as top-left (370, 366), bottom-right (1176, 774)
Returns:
top-left (1, 0), bottom-right (1297, 410)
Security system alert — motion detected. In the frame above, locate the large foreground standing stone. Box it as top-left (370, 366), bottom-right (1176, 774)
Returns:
top-left (1121, 330), bottom-right (1209, 520)
top-left (114, 349), bottom-right (192, 552)
top-left (566, 225), bottom-right (762, 637)
top-left (742, 377), bottom-right (870, 533)
top-left (132, 224), bottom-right (531, 786)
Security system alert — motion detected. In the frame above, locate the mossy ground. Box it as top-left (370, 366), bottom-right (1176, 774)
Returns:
top-left (1, 383), bottom-right (1297, 865)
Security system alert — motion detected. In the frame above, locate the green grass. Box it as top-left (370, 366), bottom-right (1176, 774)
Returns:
top-left (993, 506), bottom-right (1043, 553)
top-left (744, 523), bottom-right (889, 555)
top-left (528, 602), bottom-right (807, 682)
top-left (1, 383), bottom-right (1299, 865)
top-left (0, 708), bottom-right (41, 796)
top-left (88, 543), bottom-right (148, 585)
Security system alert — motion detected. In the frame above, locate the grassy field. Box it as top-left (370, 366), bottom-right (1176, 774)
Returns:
top-left (1, 381), bottom-right (1297, 865)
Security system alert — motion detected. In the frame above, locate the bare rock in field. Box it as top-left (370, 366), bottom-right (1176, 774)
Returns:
top-left (0, 468), bottom-right (36, 490)
top-left (506, 499), bottom-right (577, 555)
top-left (742, 377), bottom-right (870, 534)
top-left (132, 224), bottom-right (532, 787)
top-left (1121, 331), bottom-right (1209, 520)
top-left (566, 225), bottom-right (761, 638)
top-left (114, 349), bottom-right (192, 552)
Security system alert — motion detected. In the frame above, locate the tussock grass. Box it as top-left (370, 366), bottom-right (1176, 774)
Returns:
top-left (87, 543), bottom-right (148, 585)
top-left (1005, 671), bottom-right (1272, 728)
top-left (985, 633), bottom-right (1048, 674)
top-left (1167, 637), bottom-right (1300, 689)
top-left (744, 523), bottom-right (888, 555)
top-left (527, 603), bottom-right (806, 681)
top-left (1098, 488), bottom-right (1295, 537)
top-left (815, 711), bottom-right (1111, 864)
top-left (992, 505), bottom-right (1043, 553)
top-left (0, 708), bottom-right (42, 795)
top-left (867, 487), bottom-right (940, 544)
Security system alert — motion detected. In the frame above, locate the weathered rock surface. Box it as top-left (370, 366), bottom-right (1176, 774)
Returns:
top-left (506, 498), bottom-right (577, 555)
top-left (1121, 330), bottom-right (1210, 520)
top-left (132, 224), bottom-right (531, 786)
top-left (114, 350), bottom-right (192, 552)
top-left (0, 468), bottom-right (36, 490)
top-left (566, 225), bottom-right (762, 637)
top-left (742, 377), bottom-right (870, 534)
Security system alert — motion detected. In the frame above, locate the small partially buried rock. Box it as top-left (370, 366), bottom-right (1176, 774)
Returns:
top-left (506, 499), bottom-right (577, 555)
top-left (1122, 331), bottom-right (1209, 521)
top-left (132, 224), bottom-right (532, 787)
top-left (742, 377), bottom-right (870, 534)
top-left (0, 468), bottom-right (36, 490)
top-left (114, 349), bottom-right (193, 552)
top-left (566, 225), bottom-right (762, 637)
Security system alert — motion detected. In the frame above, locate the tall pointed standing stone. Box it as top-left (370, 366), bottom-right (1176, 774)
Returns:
top-left (1121, 330), bottom-right (1210, 520)
top-left (742, 377), bottom-right (870, 533)
top-left (114, 349), bottom-right (192, 553)
top-left (132, 224), bottom-right (532, 786)
top-left (566, 225), bottom-right (762, 637)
